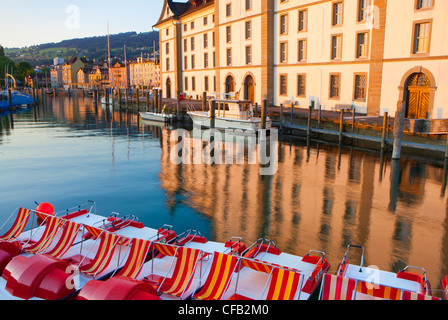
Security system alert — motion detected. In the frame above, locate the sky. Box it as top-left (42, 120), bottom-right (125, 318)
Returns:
top-left (0, 0), bottom-right (165, 48)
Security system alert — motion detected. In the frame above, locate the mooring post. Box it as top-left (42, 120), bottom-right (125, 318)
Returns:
top-left (146, 91), bottom-right (150, 111)
top-left (445, 133), bottom-right (448, 160)
top-left (210, 100), bottom-right (216, 129)
top-left (105, 89), bottom-right (109, 107)
top-left (307, 105), bottom-right (312, 138)
top-left (381, 112), bottom-right (389, 151)
top-left (352, 109), bottom-right (356, 133)
top-left (261, 99), bottom-right (267, 130)
top-left (339, 109), bottom-right (344, 143)
top-left (392, 102), bottom-right (406, 160)
top-left (8, 89), bottom-right (12, 109)
top-left (290, 102), bottom-right (294, 125)
top-left (136, 88), bottom-right (140, 109)
top-left (177, 90), bottom-right (181, 120)
top-left (318, 105), bottom-right (322, 129)
top-left (339, 109), bottom-right (344, 140)
top-left (159, 90), bottom-right (163, 113)
top-left (280, 103), bottom-right (283, 131)
top-left (202, 92), bottom-right (206, 112)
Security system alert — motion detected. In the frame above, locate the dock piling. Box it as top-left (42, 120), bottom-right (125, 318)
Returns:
top-left (307, 105), bottom-right (312, 137)
top-left (202, 92), bottom-right (206, 112)
top-left (261, 99), bottom-right (267, 130)
top-left (339, 110), bottom-right (344, 143)
top-left (280, 103), bottom-right (283, 131)
top-left (392, 102), bottom-right (406, 160)
top-left (210, 100), bottom-right (216, 129)
top-left (381, 112), bottom-right (389, 151)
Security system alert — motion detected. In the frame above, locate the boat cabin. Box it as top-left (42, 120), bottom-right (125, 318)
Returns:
top-left (209, 99), bottom-right (253, 121)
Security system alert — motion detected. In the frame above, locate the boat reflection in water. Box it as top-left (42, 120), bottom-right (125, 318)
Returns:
top-left (1, 95), bottom-right (448, 297)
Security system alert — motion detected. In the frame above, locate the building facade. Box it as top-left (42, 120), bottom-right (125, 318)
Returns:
top-left (155, 0), bottom-right (448, 118)
top-left (129, 57), bottom-right (161, 88)
top-left (62, 57), bottom-right (89, 88)
top-left (111, 62), bottom-right (129, 89)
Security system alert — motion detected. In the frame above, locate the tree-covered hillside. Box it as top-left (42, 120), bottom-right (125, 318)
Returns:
top-left (5, 31), bottom-right (159, 66)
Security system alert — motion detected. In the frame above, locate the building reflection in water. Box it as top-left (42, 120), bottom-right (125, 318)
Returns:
top-left (156, 126), bottom-right (448, 295)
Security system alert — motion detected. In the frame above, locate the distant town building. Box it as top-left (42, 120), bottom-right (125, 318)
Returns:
top-left (51, 65), bottom-right (63, 88)
top-left (88, 66), bottom-right (109, 89)
top-left (25, 73), bottom-right (51, 88)
top-left (129, 57), bottom-right (161, 88)
top-left (111, 62), bottom-right (129, 89)
top-left (76, 68), bottom-right (92, 88)
top-left (155, 0), bottom-right (448, 119)
top-left (53, 57), bottom-right (64, 66)
top-left (62, 56), bottom-right (89, 88)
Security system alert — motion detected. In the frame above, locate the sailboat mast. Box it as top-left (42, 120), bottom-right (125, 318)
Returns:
top-left (124, 45), bottom-right (128, 89)
top-left (107, 22), bottom-right (112, 89)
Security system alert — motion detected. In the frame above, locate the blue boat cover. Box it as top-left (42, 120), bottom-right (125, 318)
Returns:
top-left (0, 91), bottom-right (33, 109)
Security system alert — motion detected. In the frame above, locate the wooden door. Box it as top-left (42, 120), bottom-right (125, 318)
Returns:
top-left (244, 76), bottom-right (255, 103)
top-left (406, 73), bottom-right (430, 119)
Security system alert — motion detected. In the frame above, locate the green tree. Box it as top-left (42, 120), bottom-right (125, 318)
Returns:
top-left (14, 61), bottom-right (34, 82)
top-left (0, 45), bottom-right (4, 57)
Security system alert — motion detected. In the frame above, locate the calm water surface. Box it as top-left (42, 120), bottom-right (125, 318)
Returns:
top-left (1, 95), bottom-right (447, 297)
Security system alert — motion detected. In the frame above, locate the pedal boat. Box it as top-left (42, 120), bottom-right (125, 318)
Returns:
top-left (0, 203), bottom-right (176, 300)
top-left (201, 238), bottom-right (329, 300)
top-left (77, 230), bottom-right (247, 300)
top-left (319, 245), bottom-right (441, 300)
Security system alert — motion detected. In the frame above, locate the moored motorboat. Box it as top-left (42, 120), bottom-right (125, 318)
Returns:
top-left (319, 245), bottom-right (441, 300)
top-left (139, 111), bottom-right (174, 123)
top-left (187, 98), bottom-right (272, 132)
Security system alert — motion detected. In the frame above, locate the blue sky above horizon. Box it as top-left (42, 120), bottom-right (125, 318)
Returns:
top-left (0, 0), bottom-right (165, 48)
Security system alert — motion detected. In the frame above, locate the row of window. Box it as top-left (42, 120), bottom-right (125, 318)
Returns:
top-left (181, 72), bottom-right (367, 103)
top-left (184, 75), bottom-right (217, 93)
top-left (279, 73), bottom-right (367, 102)
top-left (279, 0), bottom-right (433, 34)
top-left (279, 31), bottom-right (369, 63)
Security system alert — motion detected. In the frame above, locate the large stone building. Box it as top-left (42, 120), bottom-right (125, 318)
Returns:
top-left (155, 0), bottom-right (448, 118)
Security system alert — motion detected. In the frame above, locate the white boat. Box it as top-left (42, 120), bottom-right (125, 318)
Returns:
top-left (187, 98), bottom-right (272, 132)
top-left (319, 245), bottom-right (441, 300)
top-left (101, 97), bottom-right (113, 106)
top-left (139, 111), bottom-right (174, 123)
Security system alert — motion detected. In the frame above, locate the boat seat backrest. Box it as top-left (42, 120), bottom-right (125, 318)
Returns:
top-left (320, 273), bottom-right (356, 300)
top-left (193, 251), bottom-right (239, 300)
top-left (356, 281), bottom-right (403, 300)
top-left (0, 208), bottom-right (32, 241)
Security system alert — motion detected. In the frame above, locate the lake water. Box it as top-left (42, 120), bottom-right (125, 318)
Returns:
top-left (1, 95), bottom-right (447, 297)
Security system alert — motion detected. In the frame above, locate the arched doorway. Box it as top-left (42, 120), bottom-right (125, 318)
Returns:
top-left (405, 73), bottom-right (430, 119)
top-left (166, 77), bottom-right (172, 98)
top-left (244, 75), bottom-right (255, 103)
top-left (225, 75), bottom-right (235, 94)
top-left (398, 67), bottom-right (437, 119)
